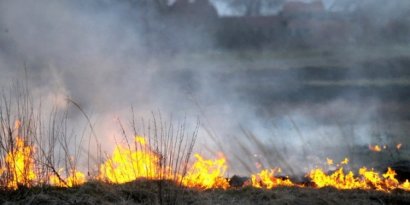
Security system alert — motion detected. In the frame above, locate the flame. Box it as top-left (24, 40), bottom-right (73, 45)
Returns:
top-left (369, 144), bottom-right (382, 152)
top-left (308, 159), bottom-right (410, 192)
top-left (396, 143), bottom-right (402, 150)
top-left (400, 180), bottom-right (410, 191)
top-left (308, 168), bottom-right (359, 189)
top-left (99, 138), bottom-right (160, 183)
top-left (14, 120), bottom-right (21, 130)
top-left (50, 169), bottom-right (86, 187)
top-left (4, 137), bottom-right (37, 189)
top-left (251, 168), bottom-right (294, 189)
top-left (182, 153), bottom-right (229, 189)
top-left (326, 158), bottom-right (334, 165)
top-left (2, 136), bottom-right (85, 189)
top-left (1, 132), bottom-right (409, 192)
top-left (98, 136), bottom-right (229, 189)
top-left (135, 136), bottom-right (146, 146)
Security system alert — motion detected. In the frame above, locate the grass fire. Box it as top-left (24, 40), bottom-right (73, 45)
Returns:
top-left (1, 116), bottom-right (410, 204)
top-left (1, 133), bottom-right (409, 192)
top-left (2, 0), bottom-right (410, 204)
top-left (1, 84), bottom-right (410, 203)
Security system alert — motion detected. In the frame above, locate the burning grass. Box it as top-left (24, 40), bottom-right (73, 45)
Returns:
top-left (2, 133), bottom-right (410, 192)
top-left (1, 85), bottom-right (410, 204)
top-left (1, 181), bottom-right (410, 205)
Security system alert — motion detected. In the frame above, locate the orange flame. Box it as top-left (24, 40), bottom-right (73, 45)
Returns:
top-left (308, 168), bottom-right (359, 189)
top-left (400, 180), bottom-right (410, 191)
top-left (308, 159), bottom-right (410, 192)
top-left (99, 138), bottom-right (160, 183)
top-left (369, 144), bottom-right (382, 152)
top-left (135, 136), bottom-right (146, 146)
top-left (2, 136), bottom-right (85, 189)
top-left (98, 136), bottom-right (229, 189)
top-left (14, 120), bottom-right (21, 130)
top-left (4, 137), bottom-right (37, 189)
top-left (182, 153), bottom-right (229, 189)
top-left (326, 158), bottom-right (334, 165)
top-left (1, 132), bottom-right (409, 192)
top-left (50, 169), bottom-right (86, 187)
top-left (396, 143), bottom-right (402, 150)
top-left (341, 158), bottom-right (349, 165)
top-left (251, 168), bottom-right (294, 189)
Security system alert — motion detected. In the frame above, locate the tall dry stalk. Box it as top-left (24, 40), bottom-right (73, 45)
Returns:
top-left (0, 81), bottom-right (87, 189)
top-left (131, 112), bottom-right (198, 205)
top-left (96, 109), bottom-right (198, 205)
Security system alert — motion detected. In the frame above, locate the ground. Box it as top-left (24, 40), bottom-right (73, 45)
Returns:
top-left (2, 181), bottom-right (410, 205)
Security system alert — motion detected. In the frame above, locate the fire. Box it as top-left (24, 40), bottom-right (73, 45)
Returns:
top-left (135, 136), bottom-right (146, 146)
top-left (341, 158), bottom-right (349, 165)
top-left (251, 168), bottom-right (294, 189)
top-left (99, 138), bottom-right (161, 183)
top-left (50, 169), bottom-right (86, 187)
top-left (14, 120), bottom-right (21, 130)
top-left (4, 137), bottom-right (37, 189)
top-left (396, 143), bottom-right (402, 150)
top-left (0, 119), bottom-right (86, 189)
top-left (1, 137), bottom-right (85, 189)
top-left (182, 153), bottom-right (229, 189)
top-left (308, 159), bottom-right (410, 192)
top-left (326, 158), bottom-right (334, 165)
top-left (308, 168), bottom-right (359, 190)
top-left (369, 144), bottom-right (382, 152)
top-left (0, 129), bottom-right (409, 192)
top-left (58, 145), bottom-right (410, 192)
top-left (400, 180), bottom-right (410, 191)
top-left (98, 136), bottom-right (229, 189)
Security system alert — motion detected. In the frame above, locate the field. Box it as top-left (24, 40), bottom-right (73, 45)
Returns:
top-left (1, 46), bottom-right (410, 204)
top-left (157, 45), bottom-right (410, 173)
top-left (2, 180), bottom-right (410, 205)
top-left (2, 0), bottom-right (410, 204)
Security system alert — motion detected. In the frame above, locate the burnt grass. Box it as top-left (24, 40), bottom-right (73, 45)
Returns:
top-left (1, 180), bottom-right (410, 205)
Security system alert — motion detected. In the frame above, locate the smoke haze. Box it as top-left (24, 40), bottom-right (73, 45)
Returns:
top-left (1, 0), bottom-right (410, 176)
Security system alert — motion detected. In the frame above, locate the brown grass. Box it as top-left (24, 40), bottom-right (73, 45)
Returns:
top-left (1, 180), bottom-right (410, 205)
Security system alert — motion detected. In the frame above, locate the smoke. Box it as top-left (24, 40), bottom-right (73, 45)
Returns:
top-left (0, 0), bottom-right (228, 153)
top-left (1, 0), bottom-right (409, 176)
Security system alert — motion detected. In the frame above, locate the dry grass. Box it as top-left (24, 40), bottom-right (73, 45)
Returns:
top-left (0, 82), bottom-right (200, 205)
top-left (105, 111), bottom-right (199, 205)
top-left (1, 79), bottom-right (410, 204)
top-left (1, 180), bottom-right (409, 205)
top-left (0, 82), bottom-right (85, 188)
